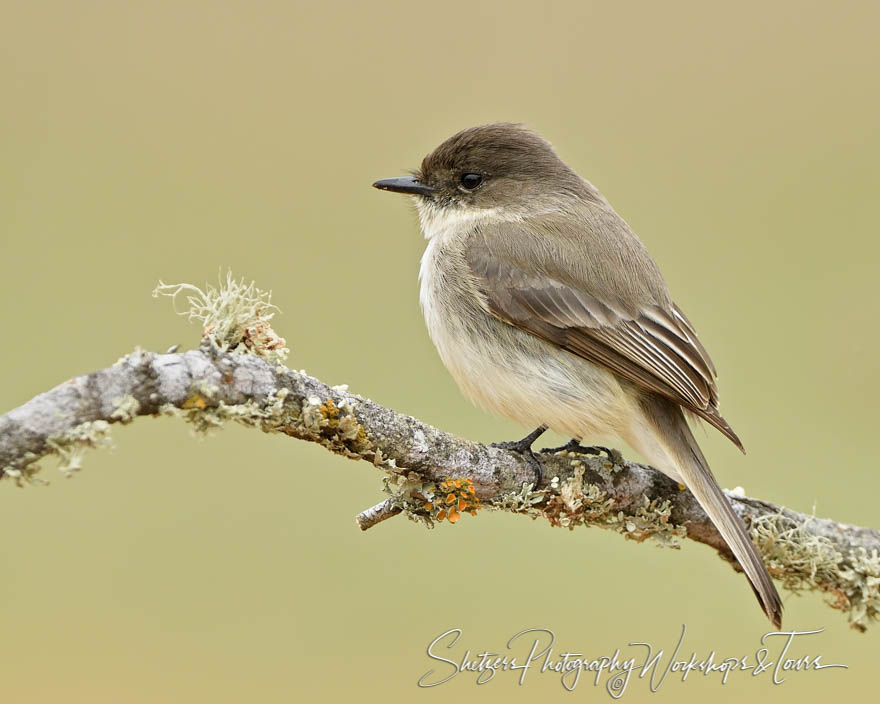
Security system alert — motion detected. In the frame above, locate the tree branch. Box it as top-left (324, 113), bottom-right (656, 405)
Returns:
top-left (355, 498), bottom-right (403, 531)
top-left (1, 345), bottom-right (878, 630)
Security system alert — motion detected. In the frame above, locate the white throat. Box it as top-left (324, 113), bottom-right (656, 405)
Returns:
top-left (414, 199), bottom-right (518, 243)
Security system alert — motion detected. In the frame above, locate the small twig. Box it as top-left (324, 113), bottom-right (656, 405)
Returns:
top-left (355, 499), bottom-right (403, 531)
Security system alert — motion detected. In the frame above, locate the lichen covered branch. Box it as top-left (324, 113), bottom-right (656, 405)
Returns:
top-left (1, 275), bottom-right (877, 631)
top-left (1, 345), bottom-right (877, 629)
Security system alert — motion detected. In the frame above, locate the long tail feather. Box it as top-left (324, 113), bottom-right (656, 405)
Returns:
top-left (645, 397), bottom-right (783, 628)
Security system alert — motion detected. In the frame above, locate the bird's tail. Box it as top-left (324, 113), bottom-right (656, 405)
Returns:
top-left (642, 397), bottom-right (783, 628)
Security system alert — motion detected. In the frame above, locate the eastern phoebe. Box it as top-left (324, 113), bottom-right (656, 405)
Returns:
top-left (373, 123), bottom-right (782, 628)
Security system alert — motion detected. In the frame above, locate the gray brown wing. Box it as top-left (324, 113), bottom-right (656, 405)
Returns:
top-left (465, 233), bottom-right (743, 451)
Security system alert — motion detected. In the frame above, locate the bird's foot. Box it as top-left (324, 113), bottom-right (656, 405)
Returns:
top-left (491, 426), bottom-right (547, 487)
top-left (541, 439), bottom-right (617, 465)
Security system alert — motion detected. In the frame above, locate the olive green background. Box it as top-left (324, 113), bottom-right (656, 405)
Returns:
top-left (1, 1), bottom-right (877, 701)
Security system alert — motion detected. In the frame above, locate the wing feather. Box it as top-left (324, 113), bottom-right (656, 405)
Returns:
top-left (465, 227), bottom-right (743, 451)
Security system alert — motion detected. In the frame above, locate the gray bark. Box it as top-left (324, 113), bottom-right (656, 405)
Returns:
top-left (1, 345), bottom-right (877, 630)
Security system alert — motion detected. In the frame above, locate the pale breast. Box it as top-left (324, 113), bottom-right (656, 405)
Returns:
top-left (417, 220), bottom-right (631, 441)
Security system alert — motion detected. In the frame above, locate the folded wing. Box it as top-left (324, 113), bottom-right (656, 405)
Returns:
top-left (465, 226), bottom-right (743, 451)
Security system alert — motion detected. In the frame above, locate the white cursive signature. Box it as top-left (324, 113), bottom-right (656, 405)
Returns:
top-left (417, 625), bottom-right (847, 696)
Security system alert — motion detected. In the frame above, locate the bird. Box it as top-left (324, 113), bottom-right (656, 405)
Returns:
top-left (372, 123), bottom-right (782, 628)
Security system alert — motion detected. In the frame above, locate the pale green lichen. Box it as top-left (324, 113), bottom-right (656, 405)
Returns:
top-left (489, 482), bottom-right (547, 516)
top-left (152, 271), bottom-right (289, 363)
top-left (299, 395), bottom-right (327, 433)
top-left (1, 419), bottom-right (115, 485)
top-left (1, 451), bottom-right (46, 486)
top-left (837, 548), bottom-right (880, 631)
top-left (750, 511), bottom-right (840, 592)
top-left (383, 472), bottom-right (437, 528)
top-left (158, 403), bottom-right (183, 418)
top-left (625, 495), bottom-right (685, 547)
top-left (489, 453), bottom-right (684, 547)
top-left (167, 386), bottom-right (373, 463)
top-left (43, 420), bottom-right (114, 478)
top-left (294, 396), bottom-right (370, 455)
top-left (175, 387), bottom-right (296, 435)
top-left (369, 445), bottom-right (397, 470)
top-left (110, 395), bottom-right (141, 424)
top-left (750, 511), bottom-right (880, 631)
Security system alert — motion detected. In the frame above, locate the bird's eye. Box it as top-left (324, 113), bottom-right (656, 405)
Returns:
top-left (459, 173), bottom-right (483, 190)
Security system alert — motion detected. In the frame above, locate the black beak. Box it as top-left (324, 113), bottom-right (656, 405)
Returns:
top-left (372, 176), bottom-right (435, 196)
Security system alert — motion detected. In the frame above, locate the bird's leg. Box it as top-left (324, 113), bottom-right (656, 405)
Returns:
top-left (491, 425), bottom-right (547, 487)
top-left (541, 438), bottom-right (616, 464)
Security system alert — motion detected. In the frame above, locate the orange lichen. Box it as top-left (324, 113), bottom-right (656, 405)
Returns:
top-left (320, 400), bottom-right (340, 423)
top-left (182, 393), bottom-right (208, 410)
top-left (427, 476), bottom-right (482, 524)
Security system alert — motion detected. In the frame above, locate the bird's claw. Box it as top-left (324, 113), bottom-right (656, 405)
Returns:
top-left (490, 426), bottom-right (547, 487)
top-left (541, 439), bottom-right (617, 465)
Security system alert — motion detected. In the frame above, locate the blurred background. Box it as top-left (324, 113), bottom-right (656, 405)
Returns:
top-left (1, 0), bottom-right (877, 701)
